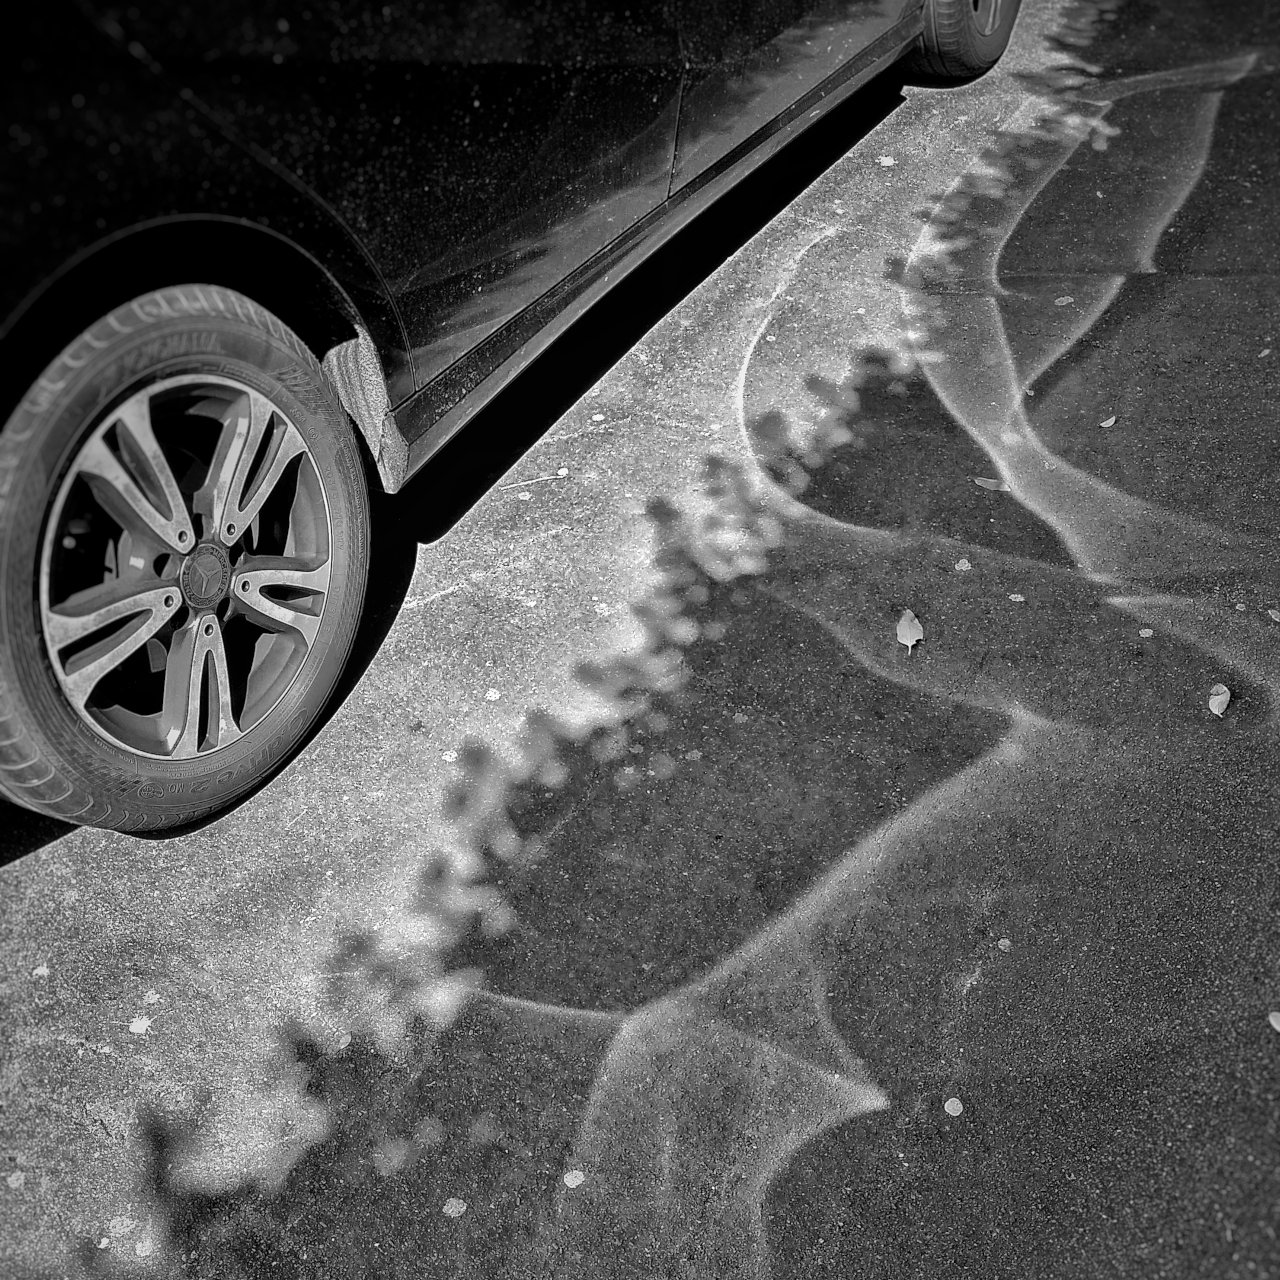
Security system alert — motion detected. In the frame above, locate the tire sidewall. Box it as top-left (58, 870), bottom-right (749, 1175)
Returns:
top-left (0, 305), bottom-right (368, 826)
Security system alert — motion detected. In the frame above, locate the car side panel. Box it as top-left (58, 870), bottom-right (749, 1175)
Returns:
top-left (83, 1), bottom-right (686, 398)
top-left (0, 6), bottom-right (408, 411)
top-left (394, 17), bottom-right (921, 480)
top-left (671, 0), bottom-right (915, 193)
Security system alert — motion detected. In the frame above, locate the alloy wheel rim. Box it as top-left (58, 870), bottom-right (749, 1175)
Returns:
top-left (39, 374), bottom-right (333, 760)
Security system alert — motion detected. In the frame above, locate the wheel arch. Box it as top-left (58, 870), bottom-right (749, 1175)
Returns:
top-left (0, 216), bottom-right (408, 491)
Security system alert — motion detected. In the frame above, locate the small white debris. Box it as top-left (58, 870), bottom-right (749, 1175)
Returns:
top-left (6, 1171), bottom-right (25, 1190)
top-left (591, 413), bottom-right (605, 422)
top-left (732, 712), bottom-right (749, 724)
top-left (1268, 609), bottom-right (1280, 623)
top-left (128, 1016), bottom-right (152, 1036)
top-left (1235, 603), bottom-right (1247, 612)
top-left (98, 1238), bottom-right (109, 1250)
top-left (143, 990), bottom-right (160, 1005)
top-left (684, 749), bottom-right (703, 761)
top-left (1100, 415), bottom-right (1116, 428)
top-left (1138, 628), bottom-right (1154, 638)
top-left (973, 476), bottom-right (1009, 491)
top-left (593, 603), bottom-right (612, 616)
top-left (442, 1197), bottom-right (467, 1218)
top-left (484, 688), bottom-right (501, 702)
top-left (1008, 593), bottom-right (1025, 603)
top-left (1208, 683), bottom-right (1231, 717)
top-left (1268, 1011), bottom-right (1280, 1033)
top-left (135, 1240), bottom-right (154, 1258)
top-left (896, 609), bottom-right (925, 652)
top-left (563, 1169), bottom-right (586, 1188)
top-left (516, 491), bottom-right (532, 501)
top-left (442, 750), bottom-right (458, 763)
top-left (955, 559), bottom-right (972, 572)
top-left (997, 938), bottom-right (1012, 953)
top-left (556, 467), bottom-right (569, 477)
top-left (876, 155), bottom-right (896, 167)
top-left (337, 1032), bottom-right (352, 1050)
top-left (1054, 295), bottom-right (1075, 306)
top-left (944, 1097), bottom-right (964, 1116)
top-left (1260, 348), bottom-right (1272, 358)
top-left (31, 963), bottom-right (49, 979)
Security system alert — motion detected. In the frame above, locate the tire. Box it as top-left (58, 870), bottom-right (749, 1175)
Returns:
top-left (0, 284), bottom-right (370, 832)
top-left (907, 0), bottom-right (1024, 83)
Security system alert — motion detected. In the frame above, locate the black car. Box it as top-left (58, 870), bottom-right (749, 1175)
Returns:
top-left (0, 0), bottom-right (1023, 833)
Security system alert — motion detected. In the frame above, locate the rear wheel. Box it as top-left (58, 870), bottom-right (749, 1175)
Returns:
top-left (0, 285), bottom-right (370, 832)
top-left (909, 0), bottom-right (1024, 83)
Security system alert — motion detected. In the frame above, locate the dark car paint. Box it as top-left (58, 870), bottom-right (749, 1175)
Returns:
top-left (2, 0), bottom-right (925, 495)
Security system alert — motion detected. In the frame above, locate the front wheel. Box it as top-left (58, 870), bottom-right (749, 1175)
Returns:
top-left (0, 285), bottom-right (370, 832)
top-left (908, 0), bottom-right (1024, 83)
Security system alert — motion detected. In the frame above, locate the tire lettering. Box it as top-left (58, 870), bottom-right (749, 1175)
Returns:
top-left (108, 333), bottom-right (226, 386)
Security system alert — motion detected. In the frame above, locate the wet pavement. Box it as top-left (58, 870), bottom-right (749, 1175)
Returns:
top-left (4, 0), bottom-right (1280, 1276)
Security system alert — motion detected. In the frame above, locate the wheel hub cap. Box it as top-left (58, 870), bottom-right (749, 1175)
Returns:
top-left (180, 542), bottom-right (232, 609)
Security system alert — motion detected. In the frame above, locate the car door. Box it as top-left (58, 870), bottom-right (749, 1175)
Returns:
top-left (390, 1), bottom-right (686, 391)
top-left (671, 0), bottom-right (910, 194)
top-left (85, 1), bottom-right (684, 398)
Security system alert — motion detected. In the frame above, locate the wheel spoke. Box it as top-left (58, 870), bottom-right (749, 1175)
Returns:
top-left (231, 555), bottom-right (330, 647)
top-left (78, 397), bottom-right (195, 551)
top-left (161, 619), bottom-right (244, 758)
top-left (197, 391), bottom-right (307, 546)
top-left (49, 584), bottom-right (182, 711)
top-left (41, 372), bottom-right (334, 761)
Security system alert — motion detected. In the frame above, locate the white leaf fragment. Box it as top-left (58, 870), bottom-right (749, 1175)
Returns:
top-left (1208, 683), bottom-right (1231, 717)
top-left (1268, 1011), bottom-right (1280, 1033)
top-left (563, 1169), bottom-right (586, 1188)
top-left (973, 476), bottom-right (1009, 492)
top-left (1267, 609), bottom-right (1280, 623)
top-left (1100, 415), bottom-right (1116, 428)
top-left (1054, 295), bottom-right (1075, 306)
top-left (1008, 593), bottom-right (1025, 603)
top-left (1138, 628), bottom-right (1154, 638)
top-left (896, 609), bottom-right (924, 653)
top-left (442, 1197), bottom-right (467, 1218)
top-left (954, 558), bottom-right (972, 572)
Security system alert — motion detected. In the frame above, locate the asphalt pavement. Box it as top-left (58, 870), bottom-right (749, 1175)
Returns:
top-left (3, 0), bottom-right (1280, 1276)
